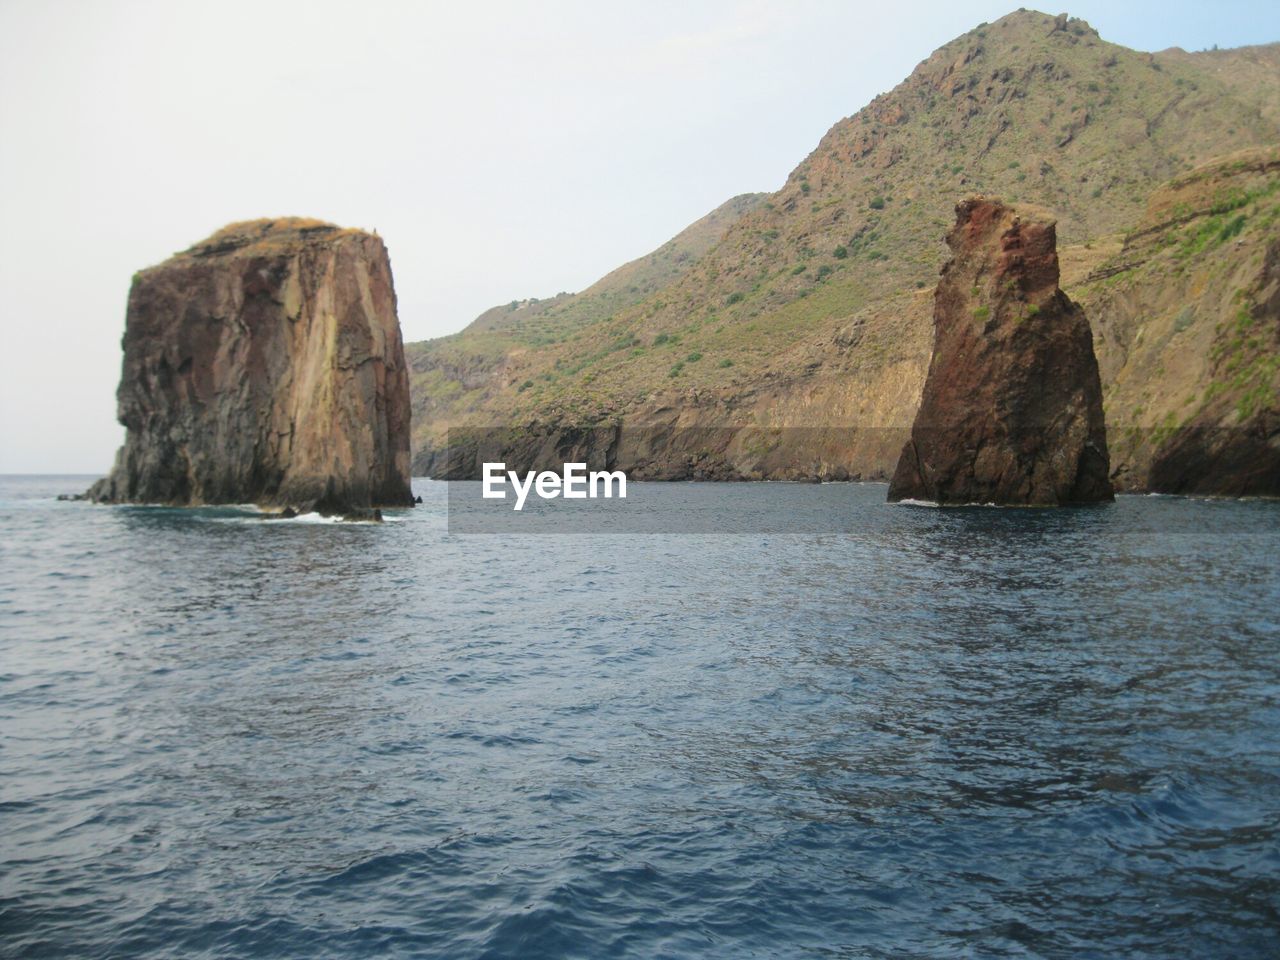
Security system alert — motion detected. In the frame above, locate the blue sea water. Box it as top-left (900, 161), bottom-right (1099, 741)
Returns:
top-left (2, 474), bottom-right (1279, 959)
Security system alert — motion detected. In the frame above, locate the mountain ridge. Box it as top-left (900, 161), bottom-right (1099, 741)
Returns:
top-left (406, 9), bottom-right (1280, 492)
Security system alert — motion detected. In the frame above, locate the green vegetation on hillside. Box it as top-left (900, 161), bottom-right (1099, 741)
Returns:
top-left (406, 9), bottom-right (1280, 485)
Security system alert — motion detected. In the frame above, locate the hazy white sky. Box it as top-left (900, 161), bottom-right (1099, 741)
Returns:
top-left (1, 0), bottom-right (1276, 472)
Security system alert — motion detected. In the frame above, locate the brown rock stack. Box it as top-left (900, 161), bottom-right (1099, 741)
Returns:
top-left (89, 218), bottom-right (414, 514)
top-left (888, 198), bottom-right (1113, 505)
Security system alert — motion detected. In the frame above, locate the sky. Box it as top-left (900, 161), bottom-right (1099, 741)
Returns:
top-left (1, 0), bottom-right (1277, 473)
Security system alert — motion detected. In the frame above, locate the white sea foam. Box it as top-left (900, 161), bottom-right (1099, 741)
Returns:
top-left (287, 511), bottom-right (405, 525)
top-left (288, 512), bottom-right (343, 524)
top-left (207, 509), bottom-right (403, 525)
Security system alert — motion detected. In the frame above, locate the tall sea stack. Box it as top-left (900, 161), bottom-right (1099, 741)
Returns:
top-left (888, 199), bottom-right (1112, 505)
top-left (89, 218), bottom-right (414, 514)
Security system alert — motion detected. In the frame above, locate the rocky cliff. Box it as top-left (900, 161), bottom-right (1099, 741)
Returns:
top-left (89, 218), bottom-right (414, 514)
top-left (888, 199), bottom-right (1112, 504)
top-left (1080, 147), bottom-right (1280, 496)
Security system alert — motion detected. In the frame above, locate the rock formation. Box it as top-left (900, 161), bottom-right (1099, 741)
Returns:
top-left (887, 198), bottom-right (1113, 505)
top-left (89, 218), bottom-right (414, 516)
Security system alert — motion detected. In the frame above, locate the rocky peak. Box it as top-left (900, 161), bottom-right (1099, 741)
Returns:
top-left (888, 197), bottom-right (1113, 505)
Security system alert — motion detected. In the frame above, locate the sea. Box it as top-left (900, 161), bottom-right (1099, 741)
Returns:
top-left (2, 474), bottom-right (1278, 959)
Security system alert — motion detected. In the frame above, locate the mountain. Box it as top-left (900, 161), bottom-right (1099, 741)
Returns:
top-left (406, 9), bottom-right (1280, 492)
top-left (405, 192), bottom-right (765, 458)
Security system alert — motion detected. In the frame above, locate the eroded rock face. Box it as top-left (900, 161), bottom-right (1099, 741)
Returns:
top-left (89, 218), bottom-right (414, 513)
top-left (888, 198), bottom-right (1113, 505)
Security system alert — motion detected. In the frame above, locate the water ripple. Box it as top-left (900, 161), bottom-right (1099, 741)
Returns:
top-left (1, 476), bottom-right (1278, 958)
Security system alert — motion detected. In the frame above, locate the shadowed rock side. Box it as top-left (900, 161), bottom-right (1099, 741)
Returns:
top-left (888, 199), bottom-right (1113, 505)
top-left (89, 218), bottom-right (414, 515)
